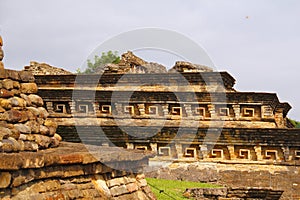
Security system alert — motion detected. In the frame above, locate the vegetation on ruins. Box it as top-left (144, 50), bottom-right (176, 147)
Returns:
top-left (289, 118), bottom-right (300, 128)
top-left (146, 178), bottom-right (220, 199)
top-left (76, 51), bottom-right (120, 74)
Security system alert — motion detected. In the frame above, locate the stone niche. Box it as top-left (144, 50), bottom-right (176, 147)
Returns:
top-left (0, 68), bottom-right (61, 152)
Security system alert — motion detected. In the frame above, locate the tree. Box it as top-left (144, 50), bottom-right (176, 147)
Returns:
top-left (289, 118), bottom-right (300, 128)
top-left (76, 51), bottom-right (120, 74)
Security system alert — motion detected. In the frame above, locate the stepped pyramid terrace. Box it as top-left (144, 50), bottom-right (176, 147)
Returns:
top-left (33, 51), bottom-right (297, 164)
top-left (1, 39), bottom-right (300, 198)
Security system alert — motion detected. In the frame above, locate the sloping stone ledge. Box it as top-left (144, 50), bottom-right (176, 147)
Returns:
top-left (0, 142), bottom-right (155, 170)
top-left (0, 142), bottom-right (156, 200)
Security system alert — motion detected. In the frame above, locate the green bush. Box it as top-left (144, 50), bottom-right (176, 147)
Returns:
top-left (289, 118), bottom-right (300, 128)
top-left (76, 51), bottom-right (120, 74)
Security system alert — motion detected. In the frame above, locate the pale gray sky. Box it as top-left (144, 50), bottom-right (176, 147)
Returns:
top-left (1, 0), bottom-right (300, 119)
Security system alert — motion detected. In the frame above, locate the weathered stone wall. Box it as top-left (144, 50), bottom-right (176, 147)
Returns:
top-left (0, 142), bottom-right (156, 200)
top-left (146, 162), bottom-right (300, 199)
top-left (0, 46), bottom-right (156, 199)
top-left (0, 69), bottom-right (60, 152)
top-left (54, 126), bottom-right (300, 164)
top-left (33, 73), bottom-right (291, 130)
top-left (183, 187), bottom-right (283, 199)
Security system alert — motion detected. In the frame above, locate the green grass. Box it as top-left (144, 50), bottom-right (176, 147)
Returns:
top-left (146, 178), bottom-right (221, 200)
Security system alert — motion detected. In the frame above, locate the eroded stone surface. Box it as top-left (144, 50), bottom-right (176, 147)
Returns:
top-left (147, 162), bottom-right (299, 199)
top-left (0, 172), bottom-right (11, 188)
top-left (0, 142), bottom-right (156, 200)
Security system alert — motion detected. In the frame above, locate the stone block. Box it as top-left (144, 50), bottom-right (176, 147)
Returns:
top-left (34, 134), bottom-right (52, 148)
top-left (53, 133), bottom-right (62, 142)
top-left (13, 81), bottom-right (20, 89)
top-left (0, 140), bottom-right (14, 152)
top-left (0, 172), bottom-right (11, 188)
top-left (7, 109), bottom-right (23, 123)
top-left (27, 106), bottom-right (39, 116)
top-left (20, 94), bottom-right (31, 106)
top-left (39, 125), bottom-right (50, 135)
top-left (9, 97), bottom-right (26, 107)
top-left (126, 182), bottom-right (138, 193)
top-left (11, 89), bottom-right (20, 96)
top-left (44, 118), bottom-right (58, 128)
top-left (107, 177), bottom-right (126, 188)
top-left (0, 89), bottom-right (13, 98)
top-left (4, 70), bottom-right (20, 81)
top-left (28, 94), bottom-right (43, 106)
top-left (59, 154), bottom-right (83, 165)
top-left (0, 99), bottom-right (11, 110)
top-left (12, 175), bottom-right (27, 187)
top-left (24, 141), bottom-right (39, 151)
top-left (110, 184), bottom-right (128, 197)
top-left (9, 127), bottom-right (20, 140)
top-left (20, 83), bottom-right (38, 94)
top-left (7, 137), bottom-right (21, 151)
top-left (0, 127), bottom-right (12, 140)
top-left (14, 123), bottom-right (31, 134)
top-left (38, 107), bottom-right (49, 119)
top-left (137, 178), bottom-right (148, 188)
top-left (1, 79), bottom-right (14, 90)
top-left (17, 140), bottom-right (24, 151)
top-left (25, 120), bottom-right (40, 134)
top-left (18, 71), bottom-right (34, 82)
top-left (124, 174), bottom-right (136, 184)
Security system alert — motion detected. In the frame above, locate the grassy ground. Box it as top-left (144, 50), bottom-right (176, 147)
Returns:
top-left (146, 178), bottom-right (221, 200)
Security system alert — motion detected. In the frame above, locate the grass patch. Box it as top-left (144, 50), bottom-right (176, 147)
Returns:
top-left (146, 178), bottom-right (221, 200)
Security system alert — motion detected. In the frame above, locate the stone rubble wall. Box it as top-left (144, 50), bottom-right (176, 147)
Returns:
top-left (103, 51), bottom-right (212, 74)
top-left (0, 142), bottom-right (156, 200)
top-left (0, 69), bottom-right (61, 152)
top-left (23, 61), bottom-right (72, 75)
top-left (169, 61), bottom-right (213, 73)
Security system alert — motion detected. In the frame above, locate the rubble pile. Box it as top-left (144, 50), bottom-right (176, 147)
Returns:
top-left (24, 61), bottom-right (72, 75)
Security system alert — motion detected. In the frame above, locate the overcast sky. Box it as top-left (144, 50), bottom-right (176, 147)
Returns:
top-left (1, 0), bottom-right (300, 119)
